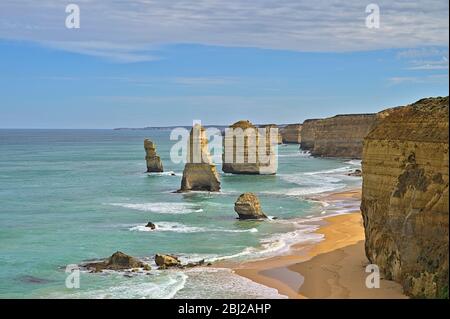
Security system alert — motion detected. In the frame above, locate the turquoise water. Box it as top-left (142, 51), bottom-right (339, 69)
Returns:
top-left (0, 129), bottom-right (361, 298)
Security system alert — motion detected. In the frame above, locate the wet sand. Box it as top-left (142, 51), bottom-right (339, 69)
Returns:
top-left (230, 190), bottom-right (407, 299)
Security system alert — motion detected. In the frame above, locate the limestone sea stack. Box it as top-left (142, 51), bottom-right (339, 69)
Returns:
top-left (300, 114), bottom-right (377, 158)
top-left (144, 139), bottom-right (163, 172)
top-left (260, 124), bottom-right (283, 144)
top-left (361, 96), bottom-right (449, 298)
top-left (179, 124), bottom-right (221, 192)
top-left (280, 124), bottom-right (302, 144)
top-left (234, 193), bottom-right (267, 219)
top-left (222, 120), bottom-right (277, 175)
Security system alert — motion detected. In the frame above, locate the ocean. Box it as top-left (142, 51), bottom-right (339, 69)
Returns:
top-left (0, 129), bottom-right (362, 298)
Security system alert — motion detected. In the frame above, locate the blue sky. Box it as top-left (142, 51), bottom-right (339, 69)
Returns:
top-left (0, 0), bottom-right (448, 128)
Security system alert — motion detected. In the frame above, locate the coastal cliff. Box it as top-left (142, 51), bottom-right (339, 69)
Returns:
top-left (312, 114), bottom-right (377, 158)
top-left (179, 124), bottom-right (221, 192)
top-left (300, 119), bottom-right (321, 151)
top-left (361, 96), bottom-right (449, 298)
top-left (280, 124), bottom-right (302, 144)
top-left (222, 120), bottom-right (277, 175)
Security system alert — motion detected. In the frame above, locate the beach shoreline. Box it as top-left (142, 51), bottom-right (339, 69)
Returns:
top-left (226, 189), bottom-right (407, 299)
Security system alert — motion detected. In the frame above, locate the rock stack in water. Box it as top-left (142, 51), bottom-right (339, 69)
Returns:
top-left (179, 124), bottom-right (221, 192)
top-left (260, 124), bottom-right (283, 144)
top-left (361, 97), bottom-right (449, 298)
top-left (222, 120), bottom-right (277, 175)
top-left (234, 193), bottom-right (267, 219)
top-left (144, 139), bottom-right (163, 172)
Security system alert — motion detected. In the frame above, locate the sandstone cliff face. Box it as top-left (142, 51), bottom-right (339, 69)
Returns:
top-left (222, 120), bottom-right (277, 175)
top-left (179, 124), bottom-right (221, 192)
top-left (144, 139), bottom-right (163, 172)
top-left (361, 97), bottom-right (449, 298)
top-left (280, 124), bottom-right (302, 144)
top-left (307, 114), bottom-right (376, 158)
top-left (300, 119), bottom-right (321, 151)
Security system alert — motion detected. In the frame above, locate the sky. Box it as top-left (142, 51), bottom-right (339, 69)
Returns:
top-left (0, 0), bottom-right (448, 128)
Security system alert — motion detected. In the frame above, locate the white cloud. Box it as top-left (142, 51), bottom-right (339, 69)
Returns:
top-left (0, 0), bottom-right (448, 60)
top-left (408, 56), bottom-right (449, 70)
top-left (388, 74), bottom-right (448, 85)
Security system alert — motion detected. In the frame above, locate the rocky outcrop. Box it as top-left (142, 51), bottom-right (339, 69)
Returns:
top-left (361, 96), bottom-right (449, 298)
top-left (155, 254), bottom-right (181, 269)
top-left (179, 124), bottom-right (221, 192)
top-left (83, 251), bottom-right (150, 272)
top-left (234, 193), bottom-right (267, 219)
top-left (222, 120), bottom-right (277, 175)
top-left (280, 124), bottom-right (302, 144)
top-left (311, 114), bottom-right (377, 158)
top-left (144, 139), bottom-right (163, 172)
top-left (347, 169), bottom-right (362, 177)
top-left (145, 222), bottom-right (156, 230)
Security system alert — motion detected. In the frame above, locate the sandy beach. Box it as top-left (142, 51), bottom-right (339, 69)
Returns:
top-left (231, 189), bottom-right (407, 299)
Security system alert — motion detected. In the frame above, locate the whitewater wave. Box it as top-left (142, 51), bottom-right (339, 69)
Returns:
top-left (175, 267), bottom-right (287, 299)
top-left (278, 150), bottom-right (311, 158)
top-left (109, 202), bottom-right (203, 214)
top-left (345, 159), bottom-right (362, 166)
top-left (303, 166), bottom-right (352, 175)
top-left (130, 222), bottom-right (258, 234)
top-left (47, 272), bottom-right (188, 299)
top-left (207, 222), bottom-right (323, 263)
top-left (149, 171), bottom-right (182, 177)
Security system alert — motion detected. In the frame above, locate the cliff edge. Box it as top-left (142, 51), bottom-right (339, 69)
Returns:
top-left (361, 96), bottom-right (449, 298)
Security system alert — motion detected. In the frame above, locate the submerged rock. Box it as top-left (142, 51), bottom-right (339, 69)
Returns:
top-left (234, 192), bottom-right (267, 220)
top-left (179, 124), bottom-right (221, 192)
top-left (145, 222), bottom-right (156, 230)
top-left (144, 139), bottom-right (164, 173)
top-left (155, 254), bottom-right (181, 269)
top-left (348, 169), bottom-right (362, 177)
top-left (83, 251), bottom-right (149, 272)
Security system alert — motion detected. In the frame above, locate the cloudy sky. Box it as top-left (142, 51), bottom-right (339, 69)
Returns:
top-left (0, 0), bottom-right (448, 128)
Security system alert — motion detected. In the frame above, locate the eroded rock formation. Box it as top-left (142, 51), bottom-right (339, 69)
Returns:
top-left (179, 124), bottom-right (221, 192)
top-left (260, 124), bottom-right (283, 144)
top-left (280, 124), bottom-right (302, 144)
top-left (82, 251), bottom-right (150, 272)
top-left (234, 192), bottom-right (267, 219)
top-left (361, 96), bottom-right (449, 298)
top-left (222, 120), bottom-right (277, 175)
top-left (144, 139), bottom-right (163, 172)
top-left (155, 254), bottom-right (181, 269)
